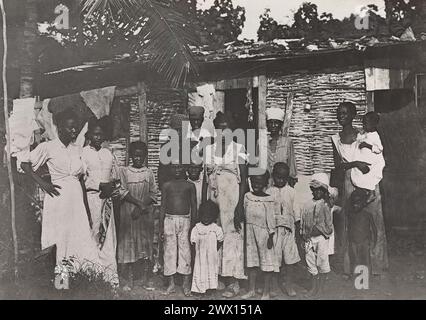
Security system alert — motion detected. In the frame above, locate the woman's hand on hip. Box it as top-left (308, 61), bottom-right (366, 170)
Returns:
top-left (41, 181), bottom-right (61, 197)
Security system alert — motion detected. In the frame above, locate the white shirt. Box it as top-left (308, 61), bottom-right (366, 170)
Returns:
top-left (29, 138), bottom-right (84, 182)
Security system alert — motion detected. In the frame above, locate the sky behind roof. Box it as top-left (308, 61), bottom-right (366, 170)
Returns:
top-left (198, 0), bottom-right (386, 40)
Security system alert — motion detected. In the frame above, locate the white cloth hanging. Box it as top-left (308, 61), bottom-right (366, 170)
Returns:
top-left (80, 86), bottom-right (116, 119)
top-left (36, 98), bottom-right (58, 141)
top-left (8, 98), bottom-right (39, 166)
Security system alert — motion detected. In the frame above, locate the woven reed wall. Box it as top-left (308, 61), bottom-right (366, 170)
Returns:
top-left (267, 68), bottom-right (368, 175)
top-left (109, 86), bottom-right (186, 202)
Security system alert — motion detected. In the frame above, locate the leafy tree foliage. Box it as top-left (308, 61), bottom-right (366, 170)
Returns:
top-left (257, 2), bottom-right (389, 41)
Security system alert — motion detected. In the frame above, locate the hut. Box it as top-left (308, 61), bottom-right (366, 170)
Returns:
top-left (36, 37), bottom-right (426, 236)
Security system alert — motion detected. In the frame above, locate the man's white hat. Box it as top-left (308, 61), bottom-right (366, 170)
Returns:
top-left (266, 107), bottom-right (285, 121)
top-left (310, 172), bottom-right (331, 192)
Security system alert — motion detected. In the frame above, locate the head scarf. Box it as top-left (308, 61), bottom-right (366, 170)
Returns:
top-left (266, 107), bottom-right (285, 121)
top-left (310, 172), bottom-right (330, 192)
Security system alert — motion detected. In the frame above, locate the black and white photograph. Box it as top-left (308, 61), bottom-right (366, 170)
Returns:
top-left (0, 0), bottom-right (425, 304)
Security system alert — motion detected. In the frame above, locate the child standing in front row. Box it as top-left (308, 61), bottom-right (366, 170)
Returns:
top-left (300, 173), bottom-right (333, 298)
top-left (266, 162), bottom-right (301, 297)
top-left (160, 161), bottom-right (197, 296)
top-left (242, 171), bottom-right (277, 300)
top-left (116, 141), bottom-right (158, 291)
top-left (191, 200), bottom-right (224, 296)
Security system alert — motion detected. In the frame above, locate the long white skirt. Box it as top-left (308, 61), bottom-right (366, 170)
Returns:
top-left (42, 177), bottom-right (99, 270)
top-left (87, 192), bottom-right (119, 285)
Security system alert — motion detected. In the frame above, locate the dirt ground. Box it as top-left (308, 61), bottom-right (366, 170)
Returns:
top-left (1, 246), bottom-right (425, 300)
top-left (120, 253), bottom-right (426, 301)
top-left (1, 174), bottom-right (424, 300)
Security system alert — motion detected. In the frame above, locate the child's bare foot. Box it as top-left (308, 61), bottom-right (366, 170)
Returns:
top-left (270, 289), bottom-right (279, 298)
top-left (143, 281), bottom-right (155, 291)
top-left (122, 285), bottom-right (132, 292)
top-left (304, 276), bottom-right (319, 299)
top-left (222, 290), bottom-right (237, 298)
top-left (183, 287), bottom-right (192, 297)
top-left (217, 281), bottom-right (225, 290)
top-left (183, 275), bottom-right (192, 297)
top-left (283, 283), bottom-right (297, 297)
top-left (261, 292), bottom-right (270, 300)
top-left (241, 290), bottom-right (256, 300)
top-left (163, 283), bottom-right (176, 296)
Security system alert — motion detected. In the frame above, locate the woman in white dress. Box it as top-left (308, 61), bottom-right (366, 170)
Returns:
top-left (82, 117), bottom-right (121, 285)
top-left (204, 111), bottom-right (248, 297)
top-left (21, 110), bottom-right (99, 283)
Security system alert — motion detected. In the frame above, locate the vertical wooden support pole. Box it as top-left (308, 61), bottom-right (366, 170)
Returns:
top-left (138, 82), bottom-right (147, 143)
top-left (366, 91), bottom-right (375, 112)
top-left (1, 0), bottom-right (18, 280)
top-left (283, 92), bottom-right (294, 137)
top-left (258, 75), bottom-right (267, 130)
top-left (257, 75), bottom-right (268, 173)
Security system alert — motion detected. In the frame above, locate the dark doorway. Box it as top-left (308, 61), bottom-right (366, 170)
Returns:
top-left (224, 88), bottom-right (259, 147)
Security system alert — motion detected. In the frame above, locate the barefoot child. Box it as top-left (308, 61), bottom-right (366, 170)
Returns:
top-left (300, 173), bottom-right (333, 298)
top-left (266, 162), bottom-right (301, 297)
top-left (242, 171), bottom-right (277, 300)
top-left (351, 111), bottom-right (385, 202)
top-left (347, 188), bottom-right (377, 276)
top-left (191, 200), bottom-right (224, 296)
top-left (160, 161), bottom-right (197, 296)
top-left (116, 141), bottom-right (158, 290)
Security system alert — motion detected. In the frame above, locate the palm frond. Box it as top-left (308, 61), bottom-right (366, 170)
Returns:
top-left (79, 0), bottom-right (199, 87)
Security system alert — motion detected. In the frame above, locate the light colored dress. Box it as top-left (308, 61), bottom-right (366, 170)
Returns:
top-left (266, 186), bottom-right (301, 266)
top-left (332, 133), bottom-right (388, 275)
top-left (28, 139), bottom-right (99, 270)
top-left (116, 166), bottom-right (158, 264)
top-left (190, 222), bottom-right (224, 293)
top-left (82, 146), bottom-right (123, 284)
top-left (244, 193), bottom-right (277, 272)
top-left (204, 141), bottom-right (247, 279)
top-left (266, 135), bottom-right (298, 179)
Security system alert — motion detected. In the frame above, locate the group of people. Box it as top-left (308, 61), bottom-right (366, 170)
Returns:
top-left (20, 100), bottom-right (388, 299)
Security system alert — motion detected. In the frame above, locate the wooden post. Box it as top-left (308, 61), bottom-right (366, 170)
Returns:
top-left (366, 91), bottom-right (375, 112)
top-left (138, 82), bottom-right (148, 143)
top-left (1, 0), bottom-right (18, 280)
top-left (283, 92), bottom-right (294, 137)
top-left (258, 75), bottom-right (267, 130)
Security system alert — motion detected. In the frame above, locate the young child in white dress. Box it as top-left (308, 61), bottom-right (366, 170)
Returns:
top-left (351, 112), bottom-right (385, 201)
top-left (242, 171), bottom-right (277, 300)
top-left (190, 200), bottom-right (224, 296)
